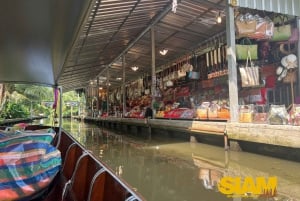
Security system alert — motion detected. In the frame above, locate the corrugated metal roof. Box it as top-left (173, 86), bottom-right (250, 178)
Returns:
top-left (236, 0), bottom-right (300, 17)
top-left (58, 0), bottom-right (227, 91)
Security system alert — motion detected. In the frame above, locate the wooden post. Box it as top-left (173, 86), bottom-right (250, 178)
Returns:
top-left (224, 130), bottom-right (229, 150)
top-left (226, 4), bottom-right (239, 122)
top-left (122, 55), bottom-right (126, 118)
top-left (151, 27), bottom-right (156, 118)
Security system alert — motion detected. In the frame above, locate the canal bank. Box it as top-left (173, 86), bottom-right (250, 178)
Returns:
top-left (80, 116), bottom-right (300, 162)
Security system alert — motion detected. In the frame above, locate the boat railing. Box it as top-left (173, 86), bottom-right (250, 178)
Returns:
top-left (24, 125), bottom-right (145, 201)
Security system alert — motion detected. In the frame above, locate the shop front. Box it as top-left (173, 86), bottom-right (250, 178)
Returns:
top-left (83, 0), bottom-right (300, 160)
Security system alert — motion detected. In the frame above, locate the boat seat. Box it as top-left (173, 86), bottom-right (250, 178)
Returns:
top-left (87, 168), bottom-right (106, 201)
top-left (55, 131), bottom-right (75, 162)
top-left (86, 167), bottom-right (135, 201)
top-left (63, 153), bottom-right (102, 201)
top-left (42, 143), bottom-right (83, 201)
top-left (92, 168), bottom-right (134, 201)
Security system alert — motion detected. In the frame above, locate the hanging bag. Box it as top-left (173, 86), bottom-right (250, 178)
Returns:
top-left (239, 50), bottom-right (260, 87)
top-left (235, 13), bottom-right (257, 37)
top-left (271, 15), bottom-right (292, 41)
top-left (272, 24), bottom-right (292, 41)
top-left (236, 38), bottom-right (258, 60)
top-left (248, 16), bottom-right (274, 39)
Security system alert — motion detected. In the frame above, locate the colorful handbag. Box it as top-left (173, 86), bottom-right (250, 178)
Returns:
top-left (272, 24), bottom-right (292, 41)
top-left (235, 17), bottom-right (257, 37)
top-left (236, 38), bottom-right (258, 60)
top-left (239, 51), bottom-right (260, 87)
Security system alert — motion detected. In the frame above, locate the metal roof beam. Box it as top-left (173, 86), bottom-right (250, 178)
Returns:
top-left (96, 1), bottom-right (174, 78)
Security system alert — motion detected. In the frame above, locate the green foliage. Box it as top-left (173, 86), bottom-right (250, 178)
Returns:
top-left (33, 103), bottom-right (52, 116)
top-left (0, 102), bottom-right (29, 119)
top-left (0, 84), bottom-right (85, 119)
top-left (15, 84), bottom-right (52, 100)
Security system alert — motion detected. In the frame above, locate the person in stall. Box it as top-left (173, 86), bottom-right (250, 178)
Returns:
top-left (144, 105), bottom-right (153, 119)
top-left (178, 96), bottom-right (191, 108)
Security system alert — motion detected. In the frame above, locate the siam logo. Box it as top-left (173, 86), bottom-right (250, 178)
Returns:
top-left (218, 176), bottom-right (277, 198)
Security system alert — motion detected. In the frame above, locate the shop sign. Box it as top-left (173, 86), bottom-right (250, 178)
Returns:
top-left (218, 176), bottom-right (277, 198)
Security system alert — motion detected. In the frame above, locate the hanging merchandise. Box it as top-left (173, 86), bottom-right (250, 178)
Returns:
top-left (276, 54), bottom-right (298, 83)
top-left (239, 51), bottom-right (260, 87)
top-left (188, 55), bottom-right (200, 79)
top-left (272, 24), bottom-right (292, 41)
top-left (236, 38), bottom-right (258, 60)
top-left (144, 74), bottom-right (150, 95)
top-left (248, 16), bottom-right (274, 39)
top-left (172, 0), bottom-right (177, 13)
top-left (236, 13), bottom-right (274, 39)
top-left (235, 13), bottom-right (257, 37)
top-left (166, 80), bottom-right (174, 87)
top-left (182, 56), bottom-right (193, 72)
top-left (178, 68), bottom-right (186, 78)
top-left (271, 15), bottom-right (292, 41)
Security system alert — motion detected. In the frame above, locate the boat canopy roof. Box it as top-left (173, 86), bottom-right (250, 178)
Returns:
top-left (0, 0), bottom-right (91, 87)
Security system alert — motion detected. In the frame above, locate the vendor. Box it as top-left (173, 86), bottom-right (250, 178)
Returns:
top-left (178, 97), bottom-right (191, 108)
top-left (144, 106), bottom-right (153, 119)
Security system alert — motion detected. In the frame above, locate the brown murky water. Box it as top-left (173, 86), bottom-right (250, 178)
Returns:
top-left (39, 119), bottom-right (300, 201)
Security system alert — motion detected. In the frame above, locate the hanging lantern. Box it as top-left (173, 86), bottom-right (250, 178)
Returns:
top-left (172, 0), bottom-right (177, 13)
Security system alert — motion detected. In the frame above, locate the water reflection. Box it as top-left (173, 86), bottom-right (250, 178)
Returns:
top-left (37, 119), bottom-right (300, 201)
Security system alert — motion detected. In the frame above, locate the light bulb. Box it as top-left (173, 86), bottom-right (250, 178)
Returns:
top-left (216, 12), bottom-right (222, 24)
top-left (131, 66), bottom-right (139, 71)
top-left (159, 49), bottom-right (168, 55)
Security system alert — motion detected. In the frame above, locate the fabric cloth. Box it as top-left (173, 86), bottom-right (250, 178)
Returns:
top-left (0, 129), bottom-right (61, 201)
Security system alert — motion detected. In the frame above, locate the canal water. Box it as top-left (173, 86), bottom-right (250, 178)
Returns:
top-left (38, 118), bottom-right (300, 201)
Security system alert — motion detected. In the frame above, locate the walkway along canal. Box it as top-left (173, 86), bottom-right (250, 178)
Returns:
top-left (82, 116), bottom-right (300, 162)
top-left (38, 118), bottom-right (300, 201)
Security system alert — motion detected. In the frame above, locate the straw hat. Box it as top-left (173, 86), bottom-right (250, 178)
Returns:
top-left (281, 56), bottom-right (288, 68)
top-left (286, 54), bottom-right (297, 69)
top-left (281, 54), bottom-right (298, 69)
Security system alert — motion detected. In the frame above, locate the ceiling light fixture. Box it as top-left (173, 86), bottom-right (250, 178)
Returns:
top-left (116, 77), bottom-right (122, 81)
top-left (216, 11), bottom-right (222, 24)
top-left (159, 49), bottom-right (168, 56)
top-left (131, 66), bottom-right (139, 71)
